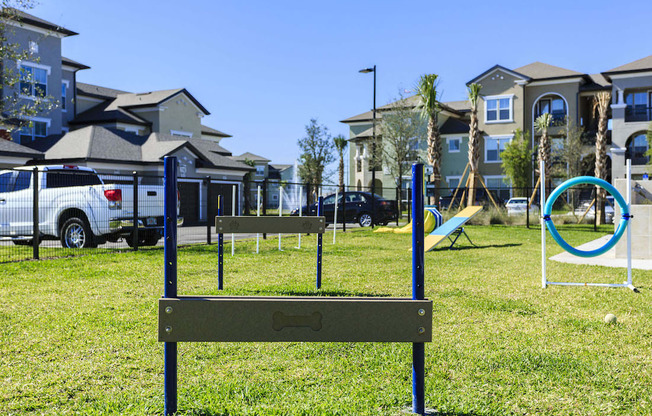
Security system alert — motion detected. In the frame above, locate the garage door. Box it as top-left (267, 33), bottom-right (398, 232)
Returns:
top-left (178, 181), bottom-right (200, 226)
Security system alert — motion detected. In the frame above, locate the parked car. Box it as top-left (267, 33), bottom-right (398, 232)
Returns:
top-left (290, 191), bottom-right (397, 227)
top-left (574, 196), bottom-right (614, 224)
top-left (0, 165), bottom-right (180, 248)
top-left (505, 197), bottom-right (539, 216)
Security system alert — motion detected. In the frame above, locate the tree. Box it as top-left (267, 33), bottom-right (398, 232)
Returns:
top-left (535, 113), bottom-right (553, 193)
top-left (552, 120), bottom-right (587, 211)
top-left (466, 83), bottom-right (482, 206)
top-left (297, 119), bottom-right (335, 203)
top-left (380, 92), bottom-right (425, 189)
top-left (593, 91), bottom-right (611, 225)
top-left (1, 2), bottom-right (58, 139)
top-left (415, 74), bottom-right (441, 204)
top-left (501, 129), bottom-right (531, 197)
top-left (333, 135), bottom-right (347, 192)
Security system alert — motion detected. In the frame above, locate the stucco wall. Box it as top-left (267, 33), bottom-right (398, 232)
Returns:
top-left (5, 25), bottom-right (63, 142)
top-left (524, 81), bottom-right (581, 136)
top-left (158, 94), bottom-right (203, 138)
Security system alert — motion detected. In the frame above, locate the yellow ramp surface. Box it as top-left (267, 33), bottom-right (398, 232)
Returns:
top-left (374, 210), bottom-right (437, 234)
top-left (424, 206), bottom-right (482, 252)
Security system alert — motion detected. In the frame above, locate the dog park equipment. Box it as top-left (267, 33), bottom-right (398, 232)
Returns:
top-left (216, 196), bottom-right (325, 290)
top-left (375, 206), bottom-right (442, 234)
top-left (423, 206), bottom-right (482, 252)
top-left (540, 160), bottom-right (635, 291)
top-left (160, 158), bottom-right (433, 415)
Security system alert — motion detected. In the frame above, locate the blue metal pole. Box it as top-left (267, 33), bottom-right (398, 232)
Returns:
top-left (163, 156), bottom-right (178, 416)
top-left (218, 195), bottom-right (224, 290)
top-left (412, 163), bottom-right (425, 415)
top-left (316, 196), bottom-right (323, 289)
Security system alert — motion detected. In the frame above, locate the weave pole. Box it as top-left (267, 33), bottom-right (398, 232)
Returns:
top-left (231, 185), bottom-right (236, 256)
top-left (163, 156), bottom-right (178, 416)
top-left (412, 163), bottom-right (425, 415)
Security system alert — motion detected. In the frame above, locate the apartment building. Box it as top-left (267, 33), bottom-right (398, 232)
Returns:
top-left (342, 57), bottom-right (652, 200)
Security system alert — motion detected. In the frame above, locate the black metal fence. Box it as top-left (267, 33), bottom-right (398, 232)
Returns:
top-left (0, 166), bottom-right (608, 264)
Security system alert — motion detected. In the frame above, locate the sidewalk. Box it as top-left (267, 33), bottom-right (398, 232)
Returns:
top-left (549, 235), bottom-right (652, 270)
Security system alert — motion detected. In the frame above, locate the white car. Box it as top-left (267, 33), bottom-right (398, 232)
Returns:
top-left (505, 197), bottom-right (539, 216)
top-left (574, 196), bottom-right (615, 224)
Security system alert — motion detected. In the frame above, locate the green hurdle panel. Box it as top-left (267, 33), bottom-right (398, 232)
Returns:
top-left (216, 216), bottom-right (326, 234)
top-left (159, 296), bottom-right (432, 343)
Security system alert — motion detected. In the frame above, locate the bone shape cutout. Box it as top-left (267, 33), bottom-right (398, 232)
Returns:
top-left (272, 311), bottom-right (322, 331)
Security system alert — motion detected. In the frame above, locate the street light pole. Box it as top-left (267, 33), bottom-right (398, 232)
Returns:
top-left (359, 65), bottom-right (377, 227)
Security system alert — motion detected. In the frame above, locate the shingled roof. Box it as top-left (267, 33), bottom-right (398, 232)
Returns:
top-left (201, 125), bottom-right (231, 138)
top-left (0, 138), bottom-right (43, 158)
top-left (105, 88), bottom-right (210, 115)
top-left (513, 62), bottom-right (584, 80)
top-left (603, 55), bottom-right (652, 77)
top-left (69, 100), bottom-right (151, 127)
top-left (3, 8), bottom-right (77, 36)
top-left (61, 56), bottom-right (90, 70)
top-left (76, 82), bottom-right (130, 100)
top-left (25, 127), bottom-right (251, 171)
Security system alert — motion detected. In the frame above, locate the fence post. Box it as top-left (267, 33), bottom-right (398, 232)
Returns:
top-left (133, 171), bottom-right (139, 251)
top-left (206, 176), bottom-right (212, 245)
top-left (32, 167), bottom-right (39, 260)
top-left (342, 186), bottom-right (346, 232)
top-left (396, 186), bottom-right (400, 226)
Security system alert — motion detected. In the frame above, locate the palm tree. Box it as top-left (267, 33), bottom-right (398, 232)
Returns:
top-left (593, 91), bottom-right (611, 225)
top-left (333, 135), bottom-right (348, 192)
top-left (466, 83), bottom-right (482, 207)
top-left (535, 113), bottom-right (553, 194)
top-left (415, 74), bottom-right (441, 205)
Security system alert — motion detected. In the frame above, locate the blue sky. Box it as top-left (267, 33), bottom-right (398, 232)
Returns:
top-left (32, 0), bottom-right (652, 166)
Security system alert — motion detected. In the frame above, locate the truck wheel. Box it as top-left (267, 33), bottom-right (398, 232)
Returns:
top-left (143, 232), bottom-right (160, 246)
top-left (60, 217), bottom-right (95, 249)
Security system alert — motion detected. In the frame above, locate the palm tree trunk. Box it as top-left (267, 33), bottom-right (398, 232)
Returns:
top-left (427, 114), bottom-right (441, 205)
top-left (467, 107), bottom-right (480, 207)
top-left (594, 92), bottom-right (610, 225)
top-left (338, 155), bottom-right (344, 193)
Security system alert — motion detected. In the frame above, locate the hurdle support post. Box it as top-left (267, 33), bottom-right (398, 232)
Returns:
top-left (163, 156), bottom-right (178, 416)
top-left (626, 159), bottom-right (633, 290)
top-left (317, 196), bottom-right (323, 289)
top-left (218, 195), bottom-right (224, 290)
top-left (412, 163), bottom-right (425, 415)
top-left (541, 161), bottom-right (547, 289)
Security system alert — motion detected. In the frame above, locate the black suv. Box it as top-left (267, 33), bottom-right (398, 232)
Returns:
top-left (290, 191), bottom-right (397, 227)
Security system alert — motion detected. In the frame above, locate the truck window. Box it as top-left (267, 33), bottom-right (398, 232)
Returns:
top-left (0, 172), bottom-right (14, 193)
top-left (46, 171), bottom-right (102, 188)
top-left (13, 171), bottom-right (32, 191)
top-left (0, 171), bottom-right (31, 192)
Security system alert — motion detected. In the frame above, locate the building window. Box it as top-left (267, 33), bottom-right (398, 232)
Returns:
top-left (256, 165), bottom-right (265, 176)
top-left (170, 129), bottom-right (193, 138)
top-left (446, 176), bottom-right (461, 190)
top-left (485, 136), bottom-right (511, 163)
top-left (535, 96), bottom-right (566, 124)
top-left (447, 137), bottom-right (461, 153)
top-left (61, 81), bottom-right (68, 111)
top-left (626, 133), bottom-right (649, 165)
top-left (485, 175), bottom-right (511, 201)
top-left (19, 119), bottom-right (49, 142)
top-left (625, 92), bottom-right (651, 122)
top-left (19, 64), bottom-right (48, 97)
top-left (485, 95), bottom-right (512, 123)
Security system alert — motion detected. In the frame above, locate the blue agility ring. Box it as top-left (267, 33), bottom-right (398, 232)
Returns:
top-left (543, 176), bottom-right (630, 258)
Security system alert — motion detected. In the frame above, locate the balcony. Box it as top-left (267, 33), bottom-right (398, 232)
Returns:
top-left (625, 106), bottom-right (652, 122)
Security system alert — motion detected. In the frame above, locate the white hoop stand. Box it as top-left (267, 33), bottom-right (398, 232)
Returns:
top-left (541, 160), bottom-right (636, 291)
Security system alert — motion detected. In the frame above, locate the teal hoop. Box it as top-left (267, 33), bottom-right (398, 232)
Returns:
top-left (543, 176), bottom-right (630, 258)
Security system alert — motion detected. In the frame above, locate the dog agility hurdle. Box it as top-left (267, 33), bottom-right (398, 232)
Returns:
top-left (160, 157), bottom-right (433, 415)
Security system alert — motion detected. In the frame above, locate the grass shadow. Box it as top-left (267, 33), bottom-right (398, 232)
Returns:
top-left (231, 288), bottom-right (393, 298)
top-left (431, 243), bottom-right (522, 252)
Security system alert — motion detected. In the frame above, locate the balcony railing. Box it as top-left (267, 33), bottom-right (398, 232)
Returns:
top-left (625, 106), bottom-right (652, 122)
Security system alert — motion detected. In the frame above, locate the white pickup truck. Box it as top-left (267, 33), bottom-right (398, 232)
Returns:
top-left (0, 165), bottom-right (180, 248)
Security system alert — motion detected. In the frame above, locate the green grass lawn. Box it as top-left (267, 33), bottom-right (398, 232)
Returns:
top-left (1, 225), bottom-right (650, 415)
